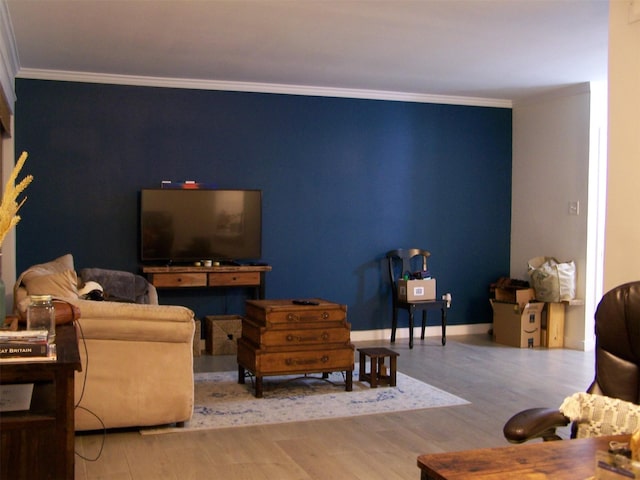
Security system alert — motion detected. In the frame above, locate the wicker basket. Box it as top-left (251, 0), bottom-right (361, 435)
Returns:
top-left (205, 315), bottom-right (242, 355)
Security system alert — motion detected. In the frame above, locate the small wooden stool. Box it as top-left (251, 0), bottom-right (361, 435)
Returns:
top-left (358, 347), bottom-right (399, 388)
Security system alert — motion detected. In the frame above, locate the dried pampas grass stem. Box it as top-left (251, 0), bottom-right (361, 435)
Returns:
top-left (0, 151), bottom-right (33, 246)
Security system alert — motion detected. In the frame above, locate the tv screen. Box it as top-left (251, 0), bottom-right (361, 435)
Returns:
top-left (140, 189), bottom-right (262, 264)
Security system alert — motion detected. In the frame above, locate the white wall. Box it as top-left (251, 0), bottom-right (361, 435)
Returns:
top-left (604, 0), bottom-right (640, 289)
top-left (0, 0), bottom-right (17, 311)
top-left (511, 84), bottom-right (600, 351)
top-left (0, 1), bottom-right (16, 110)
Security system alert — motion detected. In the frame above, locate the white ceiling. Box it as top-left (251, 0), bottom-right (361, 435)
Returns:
top-left (5, 0), bottom-right (609, 105)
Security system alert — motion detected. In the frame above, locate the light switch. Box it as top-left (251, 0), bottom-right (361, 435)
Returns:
top-left (569, 201), bottom-right (580, 216)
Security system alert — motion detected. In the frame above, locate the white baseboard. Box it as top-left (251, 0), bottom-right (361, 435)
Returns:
top-left (563, 336), bottom-right (596, 352)
top-left (350, 323), bottom-right (492, 342)
top-left (350, 324), bottom-right (595, 352)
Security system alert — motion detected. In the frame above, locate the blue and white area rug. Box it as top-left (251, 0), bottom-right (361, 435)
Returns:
top-left (141, 366), bottom-right (469, 434)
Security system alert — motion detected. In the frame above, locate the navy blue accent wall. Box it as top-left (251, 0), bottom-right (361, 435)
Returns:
top-left (14, 79), bottom-right (511, 330)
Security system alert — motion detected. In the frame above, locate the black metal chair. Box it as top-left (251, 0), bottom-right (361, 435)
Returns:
top-left (386, 248), bottom-right (448, 349)
top-left (503, 280), bottom-right (640, 443)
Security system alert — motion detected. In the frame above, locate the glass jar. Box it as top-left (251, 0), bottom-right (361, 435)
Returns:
top-left (27, 294), bottom-right (56, 344)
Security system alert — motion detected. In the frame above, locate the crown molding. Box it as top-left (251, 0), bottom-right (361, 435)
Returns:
top-left (512, 82), bottom-right (594, 108)
top-left (16, 68), bottom-right (513, 109)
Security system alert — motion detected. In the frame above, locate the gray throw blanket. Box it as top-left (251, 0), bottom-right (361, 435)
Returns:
top-left (79, 268), bottom-right (152, 304)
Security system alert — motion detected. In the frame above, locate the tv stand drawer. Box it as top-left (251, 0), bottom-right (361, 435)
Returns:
top-left (208, 272), bottom-right (261, 287)
top-left (150, 272), bottom-right (207, 288)
top-left (209, 272), bottom-right (260, 287)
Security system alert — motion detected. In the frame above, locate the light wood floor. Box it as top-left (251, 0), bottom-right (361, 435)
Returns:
top-left (74, 334), bottom-right (594, 479)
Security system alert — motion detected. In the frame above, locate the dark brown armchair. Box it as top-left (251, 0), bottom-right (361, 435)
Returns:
top-left (503, 281), bottom-right (640, 443)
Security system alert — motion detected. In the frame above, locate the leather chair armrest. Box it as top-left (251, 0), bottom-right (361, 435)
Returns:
top-left (503, 407), bottom-right (570, 443)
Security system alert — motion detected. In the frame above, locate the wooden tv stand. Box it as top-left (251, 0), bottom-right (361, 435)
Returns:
top-left (142, 264), bottom-right (272, 299)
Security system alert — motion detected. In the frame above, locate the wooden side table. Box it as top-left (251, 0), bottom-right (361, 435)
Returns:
top-left (358, 347), bottom-right (399, 388)
top-left (0, 323), bottom-right (81, 479)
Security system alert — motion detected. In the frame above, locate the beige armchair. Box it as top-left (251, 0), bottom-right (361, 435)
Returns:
top-left (14, 254), bottom-right (195, 431)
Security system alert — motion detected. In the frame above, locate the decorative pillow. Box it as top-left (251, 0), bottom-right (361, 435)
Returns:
top-left (559, 392), bottom-right (640, 438)
top-left (22, 269), bottom-right (79, 299)
top-left (18, 253), bottom-right (75, 286)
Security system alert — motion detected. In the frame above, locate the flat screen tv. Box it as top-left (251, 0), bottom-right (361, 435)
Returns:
top-left (140, 189), bottom-right (262, 264)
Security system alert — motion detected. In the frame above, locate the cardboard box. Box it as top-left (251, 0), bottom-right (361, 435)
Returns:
top-left (205, 315), bottom-right (242, 355)
top-left (494, 287), bottom-right (535, 307)
top-left (542, 302), bottom-right (565, 348)
top-left (398, 278), bottom-right (436, 302)
top-left (491, 299), bottom-right (543, 348)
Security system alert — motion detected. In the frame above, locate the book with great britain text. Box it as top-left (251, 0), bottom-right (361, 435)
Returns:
top-left (0, 330), bottom-right (49, 359)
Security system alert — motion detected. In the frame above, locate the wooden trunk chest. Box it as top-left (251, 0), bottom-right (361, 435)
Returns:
top-left (237, 299), bottom-right (354, 397)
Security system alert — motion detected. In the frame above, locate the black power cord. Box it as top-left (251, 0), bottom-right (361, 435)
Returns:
top-left (73, 319), bottom-right (106, 462)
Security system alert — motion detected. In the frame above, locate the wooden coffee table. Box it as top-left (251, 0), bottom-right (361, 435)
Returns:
top-left (417, 435), bottom-right (630, 479)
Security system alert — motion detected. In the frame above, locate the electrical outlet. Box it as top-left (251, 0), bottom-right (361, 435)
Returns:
top-left (569, 201), bottom-right (580, 216)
